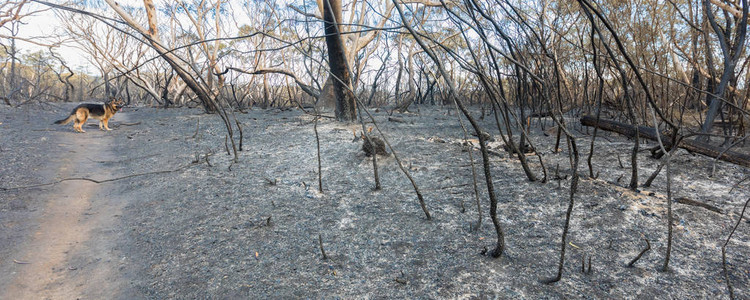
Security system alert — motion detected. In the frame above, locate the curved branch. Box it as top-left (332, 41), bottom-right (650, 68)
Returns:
top-left (221, 67), bottom-right (320, 99)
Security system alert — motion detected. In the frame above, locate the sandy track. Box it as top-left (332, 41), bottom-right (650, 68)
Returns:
top-left (1, 112), bottom-right (134, 299)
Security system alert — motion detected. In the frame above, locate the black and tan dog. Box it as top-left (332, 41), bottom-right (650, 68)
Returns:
top-left (54, 98), bottom-right (125, 133)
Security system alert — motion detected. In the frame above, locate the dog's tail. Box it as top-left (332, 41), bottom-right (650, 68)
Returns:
top-left (54, 114), bottom-right (75, 125)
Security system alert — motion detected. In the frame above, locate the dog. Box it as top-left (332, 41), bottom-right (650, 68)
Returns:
top-left (54, 98), bottom-right (125, 132)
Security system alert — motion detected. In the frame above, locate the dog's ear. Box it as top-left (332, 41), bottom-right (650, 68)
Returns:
top-left (113, 98), bottom-right (125, 109)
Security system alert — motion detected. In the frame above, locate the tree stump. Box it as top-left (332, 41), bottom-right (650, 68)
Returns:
top-left (363, 137), bottom-right (389, 157)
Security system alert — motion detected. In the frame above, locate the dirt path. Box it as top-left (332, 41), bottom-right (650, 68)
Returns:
top-left (1, 113), bottom-right (136, 299)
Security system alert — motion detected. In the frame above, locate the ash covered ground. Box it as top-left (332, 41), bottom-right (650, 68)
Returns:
top-left (1, 103), bottom-right (748, 298)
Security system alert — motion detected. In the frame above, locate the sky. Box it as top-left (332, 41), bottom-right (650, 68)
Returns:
top-left (14, 2), bottom-right (92, 71)
top-left (11, 0), bottom-right (262, 72)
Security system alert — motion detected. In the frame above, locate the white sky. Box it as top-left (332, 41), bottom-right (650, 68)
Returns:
top-left (12, 1), bottom-right (261, 72)
top-left (14, 3), bottom-right (96, 72)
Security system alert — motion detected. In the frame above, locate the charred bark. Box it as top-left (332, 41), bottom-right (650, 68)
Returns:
top-left (322, 0), bottom-right (356, 121)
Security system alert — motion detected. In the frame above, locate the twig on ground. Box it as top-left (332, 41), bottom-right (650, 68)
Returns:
top-left (581, 254), bottom-right (586, 273)
top-left (627, 238), bottom-right (651, 267)
top-left (264, 177), bottom-right (277, 186)
top-left (394, 271), bottom-right (408, 284)
top-left (0, 162), bottom-right (201, 191)
top-left (117, 122), bottom-right (141, 126)
top-left (318, 234), bottom-right (328, 260)
top-left (204, 153), bottom-right (213, 167)
top-left (729, 176), bottom-right (750, 194)
top-left (580, 253), bottom-right (593, 274)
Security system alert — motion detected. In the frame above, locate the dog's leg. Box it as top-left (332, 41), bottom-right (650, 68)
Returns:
top-left (77, 110), bottom-right (88, 133)
top-left (75, 119), bottom-right (84, 132)
top-left (104, 118), bottom-right (112, 131)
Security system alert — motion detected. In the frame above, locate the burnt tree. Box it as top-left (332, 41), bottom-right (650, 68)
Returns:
top-left (322, 0), bottom-right (356, 121)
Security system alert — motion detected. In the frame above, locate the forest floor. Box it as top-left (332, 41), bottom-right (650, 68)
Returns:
top-left (0, 102), bottom-right (749, 299)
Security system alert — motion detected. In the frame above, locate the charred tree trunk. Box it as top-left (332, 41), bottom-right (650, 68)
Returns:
top-left (322, 0), bottom-right (356, 121)
top-left (699, 0), bottom-right (748, 140)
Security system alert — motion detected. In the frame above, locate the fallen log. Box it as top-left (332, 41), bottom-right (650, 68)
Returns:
top-left (675, 197), bottom-right (723, 214)
top-left (580, 116), bottom-right (750, 168)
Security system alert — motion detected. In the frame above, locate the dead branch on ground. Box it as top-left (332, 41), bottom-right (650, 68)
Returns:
top-left (627, 238), bottom-right (651, 267)
top-left (675, 197), bottom-right (723, 214)
top-left (0, 161), bottom-right (201, 191)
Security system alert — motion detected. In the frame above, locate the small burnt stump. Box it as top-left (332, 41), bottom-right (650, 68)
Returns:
top-left (363, 136), bottom-right (389, 157)
top-left (473, 130), bottom-right (494, 142)
top-left (503, 143), bottom-right (535, 154)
